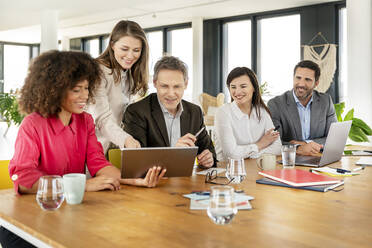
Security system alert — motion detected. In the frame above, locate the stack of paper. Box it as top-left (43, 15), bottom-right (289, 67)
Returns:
top-left (310, 167), bottom-right (359, 177)
top-left (356, 157), bottom-right (372, 166)
top-left (183, 192), bottom-right (254, 210)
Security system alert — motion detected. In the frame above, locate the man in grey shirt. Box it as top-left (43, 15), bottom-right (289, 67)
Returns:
top-left (268, 60), bottom-right (337, 156)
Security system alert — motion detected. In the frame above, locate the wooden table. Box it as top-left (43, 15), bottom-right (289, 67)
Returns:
top-left (1, 156), bottom-right (372, 248)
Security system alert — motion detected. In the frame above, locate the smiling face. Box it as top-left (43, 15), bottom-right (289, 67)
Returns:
top-left (111, 36), bottom-right (142, 70)
top-left (293, 67), bottom-right (319, 103)
top-left (154, 69), bottom-right (187, 116)
top-left (229, 75), bottom-right (255, 106)
top-left (61, 80), bottom-right (89, 114)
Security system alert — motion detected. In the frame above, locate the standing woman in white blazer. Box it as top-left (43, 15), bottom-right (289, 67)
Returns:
top-left (88, 20), bottom-right (149, 153)
top-left (215, 67), bottom-right (281, 161)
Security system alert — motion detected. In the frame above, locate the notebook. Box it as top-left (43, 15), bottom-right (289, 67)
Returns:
top-left (256, 177), bottom-right (344, 192)
top-left (258, 169), bottom-right (342, 187)
top-left (293, 121), bottom-right (352, 167)
top-left (121, 147), bottom-right (198, 178)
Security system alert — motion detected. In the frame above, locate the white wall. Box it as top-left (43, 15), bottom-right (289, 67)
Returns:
top-left (192, 17), bottom-right (203, 105)
top-left (347, 0), bottom-right (372, 126)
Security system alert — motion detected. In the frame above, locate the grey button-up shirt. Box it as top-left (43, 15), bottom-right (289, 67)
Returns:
top-left (158, 96), bottom-right (184, 147)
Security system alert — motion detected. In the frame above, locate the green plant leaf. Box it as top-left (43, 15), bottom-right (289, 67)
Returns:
top-left (352, 117), bottom-right (372, 135)
top-left (334, 102), bottom-right (345, 122)
top-left (0, 93), bottom-right (24, 126)
top-left (344, 108), bottom-right (354, 121)
top-left (349, 125), bottom-right (369, 142)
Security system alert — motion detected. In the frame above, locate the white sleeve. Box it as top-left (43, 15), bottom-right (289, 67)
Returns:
top-left (88, 76), bottom-right (131, 149)
top-left (258, 111), bottom-right (282, 156)
top-left (215, 107), bottom-right (259, 159)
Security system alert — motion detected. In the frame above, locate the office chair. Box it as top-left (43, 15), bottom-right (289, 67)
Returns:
top-left (0, 160), bottom-right (13, 189)
top-left (108, 149), bottom-right (121, 169)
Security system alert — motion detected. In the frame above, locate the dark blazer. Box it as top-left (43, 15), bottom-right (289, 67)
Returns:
top-left (122, 93), bottom-right (217, 165)
top-left (267, 90), bottom-right (337, 145)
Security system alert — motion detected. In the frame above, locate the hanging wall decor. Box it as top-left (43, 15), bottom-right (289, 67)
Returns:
top-left (303, 32), bottom-right (337, 93)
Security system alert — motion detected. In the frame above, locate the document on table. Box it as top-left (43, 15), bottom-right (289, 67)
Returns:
top-left (184, 193), bottom-right (254, 210)
top-left (311, 167), bottom-right (359, 176)
top-left (356, 157), bottom-right (372, 166)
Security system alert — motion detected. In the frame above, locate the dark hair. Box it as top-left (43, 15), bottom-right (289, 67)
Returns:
top-left (19, 50), bottom-right (101, 117)
top-left (153, 56), bottom-right (188, 82)
top-left (293, 60), bottom-right (321, 81)
top-left (226, 67), bottom-right (271, 121)
top-left (97, 20), bottom-right (149, 96)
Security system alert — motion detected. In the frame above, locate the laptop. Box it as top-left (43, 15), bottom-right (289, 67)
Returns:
top-left (285, 120), bottom-right (352, 167)
top-left (120, 147), bottom-right (198, 178)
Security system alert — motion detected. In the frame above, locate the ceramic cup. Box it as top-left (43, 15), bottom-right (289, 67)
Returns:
top-left (63, 173), bottom-right (86, 205)
top-left (256, 154), bottom-right (277, 170)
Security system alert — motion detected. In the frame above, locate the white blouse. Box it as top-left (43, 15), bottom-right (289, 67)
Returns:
top-left (87, 65), bottom-right (133, 153)
top-left (214, 101), bottom-right (281, 161)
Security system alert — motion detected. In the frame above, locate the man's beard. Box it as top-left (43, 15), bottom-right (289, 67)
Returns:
top-left (294, 86), bottom-right (313, 101)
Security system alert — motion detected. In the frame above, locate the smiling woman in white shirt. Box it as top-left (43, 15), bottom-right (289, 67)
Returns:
top-left (215, 67), bottom-right (281, 161)
top-left (88, 20), bottom-right (149, 153)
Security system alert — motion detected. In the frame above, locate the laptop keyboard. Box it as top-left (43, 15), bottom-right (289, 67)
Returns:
top-left (296, 156), bottom-right (321, 164)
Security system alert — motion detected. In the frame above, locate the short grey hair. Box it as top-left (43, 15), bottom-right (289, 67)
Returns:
top-left (153, 56), bottom-right (188, 82)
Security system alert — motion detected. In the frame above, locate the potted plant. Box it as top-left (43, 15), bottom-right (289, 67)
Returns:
top-left (334, 102), bottom-right (372, 142)
top-left (0, 92), bottom-right (24, 136)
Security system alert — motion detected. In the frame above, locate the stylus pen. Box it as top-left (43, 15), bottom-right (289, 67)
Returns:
top-left (195, 126), bottom-right (206, 138)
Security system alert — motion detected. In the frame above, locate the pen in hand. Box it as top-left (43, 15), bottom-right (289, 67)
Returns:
top-left (195, 126), bottom-right (206, 138)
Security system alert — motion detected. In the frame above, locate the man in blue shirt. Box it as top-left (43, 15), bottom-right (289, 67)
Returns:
top-left (268, 60), bottom-right (337, 156)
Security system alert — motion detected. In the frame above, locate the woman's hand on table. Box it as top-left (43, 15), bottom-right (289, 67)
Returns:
top-left (86, 175), bottom-right (121, 192)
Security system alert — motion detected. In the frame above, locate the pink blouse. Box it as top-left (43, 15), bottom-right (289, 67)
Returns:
top-left (9, 112), bottom-right (111, 193)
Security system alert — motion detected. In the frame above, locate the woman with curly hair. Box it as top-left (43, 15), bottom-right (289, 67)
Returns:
top-left (7, 50), bottom-right (165, 193)
top-left (87, 20), bottom-right (149, 153)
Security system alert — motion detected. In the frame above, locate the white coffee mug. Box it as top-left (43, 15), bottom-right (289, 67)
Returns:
top-left (63, 173), bottom-right (86, 205)
top-left (256, 154), bottom-right (277, 171)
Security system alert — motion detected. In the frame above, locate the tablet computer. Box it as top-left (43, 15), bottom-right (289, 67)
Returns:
top-left (120, 147), bottom-right (198, 178)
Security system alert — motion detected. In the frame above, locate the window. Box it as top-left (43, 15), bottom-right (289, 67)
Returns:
top-left (84, 38), bottom-right (100, 58)
top-left (258, 14), bottom-right (300, 100)
top-left (339, 7), bottom-right (347, 103)
top-left (223, 20), bottom-right (251, 100)
top-left (3, 45), bottom-right (30, 93)
top-left (102, 36), bottom-right (109, 52)
top-left (146, 31), bottom-right (163, 94)
top-left (169, 28), bottom-right (193, 102)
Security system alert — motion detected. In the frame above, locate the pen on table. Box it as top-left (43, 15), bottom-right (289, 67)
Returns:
top-left (336, 168), bottom-right (351, 174)
top-left (353, 166), bottom-right (365, 172)
top-left (195, 126), bottom-right (206, 138)
top-left (193, 191), bottom-right (210, 195)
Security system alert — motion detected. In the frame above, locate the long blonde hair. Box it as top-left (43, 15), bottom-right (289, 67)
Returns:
top-left (97, 20), bottom-right (149, 96)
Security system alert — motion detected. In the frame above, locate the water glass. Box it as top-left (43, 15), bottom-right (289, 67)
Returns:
top-left (281, 145), bottom-right (296, 169)
top-left (36, 175), bottom-right (64, 211)
top-left (226, 158), bottom-right (246, 184)
top-left (207, 186), bottom-right (237, 225)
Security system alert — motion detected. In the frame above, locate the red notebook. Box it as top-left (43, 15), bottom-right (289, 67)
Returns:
top-left (258, 169), bottom-right (342, 187)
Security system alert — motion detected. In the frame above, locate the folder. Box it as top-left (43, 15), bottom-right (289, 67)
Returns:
top-left (256, 177), bottom-right (344, 192)
top-left (258, 169), bottom-right (342, 187)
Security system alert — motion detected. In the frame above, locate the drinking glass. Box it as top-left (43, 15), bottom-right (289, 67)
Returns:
top-left (281, 145), bottom-right (296, 169)
top-left (36, 175), bottom-right (64, 211)
top-left (207, 186), bottom-right (237, 225)
top-left (226, 158), bottom-right (246, 184)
